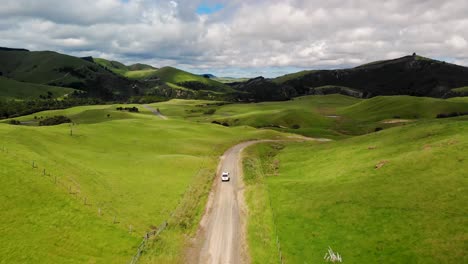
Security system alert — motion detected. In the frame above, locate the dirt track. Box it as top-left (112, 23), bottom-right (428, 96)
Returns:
top-left (142, 104), bottom-right (168, 120)
top-left (192, 141), bottom-right (260, 264)
top-left (190, 137), bottom-right (329, 264)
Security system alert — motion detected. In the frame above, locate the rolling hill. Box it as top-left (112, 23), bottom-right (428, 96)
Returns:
top-left (2, 48), bottom-right (468, 105)
top-left (0, 76), bottom-right (76, 100)
top-left (231, 54), bottom-right (468, 101)
top-left (0, 103), bottom-right (284, 263)
top-left (93, 58), bottom-right (158, 80)
top-left (243, 117), bottom-right (468, 263)
top-left (151, 66), bottom-right (235, 93)
top-left (0, 48), bottom-right (140, 99)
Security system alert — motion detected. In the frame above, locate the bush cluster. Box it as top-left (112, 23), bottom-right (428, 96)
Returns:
top-left (39, 116), bottom-right (72, 126)
top-left (8, 120), bottom-right (21, 125)
top-left (436, 112), bottom-right (468, 118)
top-left (116, 106), bottom-right (139, 112)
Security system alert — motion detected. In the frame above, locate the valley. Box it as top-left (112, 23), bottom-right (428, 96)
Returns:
top-left (1, 94), bottom-right (466, 263)
top-left (0, 46), bottom-right (467, 264)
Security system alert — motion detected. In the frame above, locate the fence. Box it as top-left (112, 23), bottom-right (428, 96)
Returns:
top-left (2, 143), bottom-right (213, 264)
top-left (0, 146), bottom-right (138, 232)
top-left (128, 221), bottom-right (168, 264)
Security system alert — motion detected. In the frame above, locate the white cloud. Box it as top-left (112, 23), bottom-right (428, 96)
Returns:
top-left (0, 0), bottom-right (467, 77)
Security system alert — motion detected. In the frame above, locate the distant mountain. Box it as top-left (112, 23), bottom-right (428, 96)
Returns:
top-left (0, 48), bottom-right (235, 101)
top-left (0, 47), bottom-right (30, 52)
top-left (0, 49), bottom-right (140, 100)
top-left (200, 73), bottom-right (216, 79)
top-left (2, 48), bottom-right (467, 103)
top-left (229, 54), bottom-right (468, 101)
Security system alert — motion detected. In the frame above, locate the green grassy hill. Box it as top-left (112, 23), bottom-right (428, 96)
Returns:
top-left (1, 94), bottom-right (467, 263)
top-left (243, 117), bottom-right (468, 263)
top-left (145, 95), bottom-right (468, 139)
top-left (0, 104), bottom-right (284, 263)
top-left (336, 95), bottom-right (468, 134)
top-left (152, 66), bottom-right (234, 93)
top-left (259, 55), bottom-right (468, 99)
top-left (93, 58), bottom-right (158, 80)
top-left (0, 77), bottom-right (76, 100)
top-left (93, 58), bottom-right (128, 74)
top-left (0, 49), bottom-right (137, 99)
top-left (271, 70), bottom-right (316, 84)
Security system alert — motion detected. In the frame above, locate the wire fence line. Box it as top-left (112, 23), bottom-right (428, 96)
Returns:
top-left (126, 164), bottom-right (208, 264)
top-left (0, 145), bottom-right (194, 261)
top-left (2, 144), bottom-right (214, 263)
top-left (0, 146), bottom-right (143, 231)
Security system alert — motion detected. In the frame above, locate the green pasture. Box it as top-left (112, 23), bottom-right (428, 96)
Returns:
top-left (243, 118), bottom-right (468, 263)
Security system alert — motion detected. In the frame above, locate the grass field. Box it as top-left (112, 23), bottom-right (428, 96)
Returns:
top-left (146, 95), bottom-right (361, 139)
top-left (146, 95), bottom-right (468, 139)
top-left (1, 94), bottom-right (467, 263)
top-left (336, 95), bottom-right (468, 134)
top-left (0, 77), bottom-right (75, 100)
top-left (451, 86), bottom-right (468, 93)
top-left (0, 104), bottom-right (285, 263)
top-left (243, 117), bottom-right (468, 263)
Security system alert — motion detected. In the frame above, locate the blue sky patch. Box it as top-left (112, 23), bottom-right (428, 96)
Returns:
top-left (196, 3), bottom-right (224, 15)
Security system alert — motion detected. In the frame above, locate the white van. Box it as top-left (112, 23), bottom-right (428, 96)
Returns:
top-left (221, 171), bottom-right (230, 182)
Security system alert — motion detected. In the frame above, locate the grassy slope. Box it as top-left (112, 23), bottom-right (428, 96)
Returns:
top-left (0, 104), bottom-right (284, 263)
top-left (124, 69), bottom-right (159, 79)
top-left (0, 76), bottom-right (75, 100)
top-left (272, 70), bottom-right (316, 84)
top-left (336, 95), bottom-right (468, 134)
top-left (243, 143), bottom-right (283, 264)
top-left (93, 58), bottom-right (158, 80)
top-left (145, 95), bottom-right (468, 139)
top-left (93, 58), bottom-right (128, 74)
top-left (153, 67), bottom-right (234, 93)
top-left (0, 155), bottom-right (137, 263)
top-left (168, 95), bottom-right (361, 139)
top-left (244, 118), bottom-right (468, 263)
top-left (0, 50), bottom-right (101, 85)
top-left (451, 86), bottom-right (468, 93)
top-left (212, 77), bottom-right (250, 83)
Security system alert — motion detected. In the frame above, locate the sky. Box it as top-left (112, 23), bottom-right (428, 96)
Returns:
top-left (0, 0), bottom-right (467, 78)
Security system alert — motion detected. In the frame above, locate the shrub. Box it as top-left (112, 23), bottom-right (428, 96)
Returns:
top-left (291, 124), bottom-right (301, 129)
top-left (204, 109), bottom-right (216, 115)
top-left (9, 120), bottom-right (21, 125)
top-left (436, 112), bottom-right (468, 118)
top-left (39, 116), bottom-right (71, 126)
top-left (374, 127), bottom-right (383, 132)
top-left (116, 106), bottom-right (139, 112)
